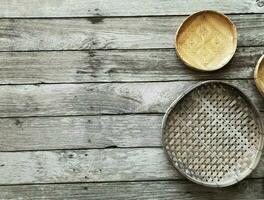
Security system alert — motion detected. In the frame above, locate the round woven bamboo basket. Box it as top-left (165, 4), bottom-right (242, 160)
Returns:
top-left (175, 10), bottom-right (237, 71)
top-left (254, 55), bottom-right (264, 97)
top-left (162, 81), bottom-right (264, 187)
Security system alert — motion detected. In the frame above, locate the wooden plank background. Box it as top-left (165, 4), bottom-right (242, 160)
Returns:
top-left (0, 0), bottom-right (263, 199)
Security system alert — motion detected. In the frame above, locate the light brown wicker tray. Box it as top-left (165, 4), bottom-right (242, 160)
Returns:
top-left (175, 10), bottom-right (237, 71)
top-left (255, 55), bottom-right (264, 97)
top-left (162, 81), bottom-right (264, 187)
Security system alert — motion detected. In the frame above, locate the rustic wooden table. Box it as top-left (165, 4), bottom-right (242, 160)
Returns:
top-left (0, 0), bottom-right (263, 199)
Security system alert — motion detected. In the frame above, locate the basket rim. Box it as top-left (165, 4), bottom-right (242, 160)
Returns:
top-left (161, 80), bottom-right (264, 187)
top-left (175, 10), bottom-right (238, 72)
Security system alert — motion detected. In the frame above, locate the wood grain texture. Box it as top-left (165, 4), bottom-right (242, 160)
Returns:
top-left (0, 115), bottom-right (162, 151)
top-left (0, 179), bottom-right (263, 200)
top-left (0, 148), bottom-right (263, 185)
top-left (0, 80), bottom-right (261, 117)
top-left (0, 15), bottom-right (263, 51)
top-left (0, 0), bottom-right (263, 18)
top-left (0, 47), bottom-right (263, 84)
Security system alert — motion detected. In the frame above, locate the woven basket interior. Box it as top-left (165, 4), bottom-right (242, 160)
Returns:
top-left (163, 82), bottom-right (263, 187)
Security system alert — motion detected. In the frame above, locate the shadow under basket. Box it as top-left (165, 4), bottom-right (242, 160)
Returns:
top-left (162, 81), bottom-right (264, 187)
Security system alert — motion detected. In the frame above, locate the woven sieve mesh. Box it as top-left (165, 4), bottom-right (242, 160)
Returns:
top-left (163, 82), bottom-right (263, 187)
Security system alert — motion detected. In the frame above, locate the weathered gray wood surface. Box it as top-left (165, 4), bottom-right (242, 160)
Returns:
top-left (0, 0), bottom-right (263, 17)
top-left (0, 0), bottom-right (264, 198)
top-left (0, 47), bottom-right (263, 84)
top-left (0, 15), bottom-right (263, 51)
top-left (0, 148), bottom-right (263, 185)
top-left (0, 80), bottom-right (261, 118)
top-left (0, 114), bottom-right (162, 151)
top-left (0, 179), bottom-right (263, 200)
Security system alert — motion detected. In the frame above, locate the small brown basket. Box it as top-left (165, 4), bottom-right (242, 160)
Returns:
top-left (254, 55), bottom-right (264, 97)
top-left (162, 81), bottom-right (264, 187)
top-left (175, 10), bottom-right (237, 71)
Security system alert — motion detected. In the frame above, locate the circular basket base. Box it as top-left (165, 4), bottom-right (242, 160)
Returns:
top-left (162, 81), bottom-right (264, 187)
top-left (175, 10), bottom-right (237, 71)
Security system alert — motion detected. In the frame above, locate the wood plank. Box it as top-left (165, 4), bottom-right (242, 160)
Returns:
top-left (1, 112), bottom-right (264, 151)
top-left (0, 80), bottom-right (261, 117)
top-left (0, 0), bottom-right (263, 18)
top-left (0, 179), bottom-right (263, 200)
top-left (2, 112), bottom-right (264, 151)
top-left (0, 148), bottom-right (263, 184)
top-left (0, 47), bottom-right (263, 84)
top-left (0, 15), bottom-right (263, 51)
top-left (0, 115), bottom-right (162, 151)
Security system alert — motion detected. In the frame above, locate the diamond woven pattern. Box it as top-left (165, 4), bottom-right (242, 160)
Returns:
top-left (163, 82), bottom-right (263, 187)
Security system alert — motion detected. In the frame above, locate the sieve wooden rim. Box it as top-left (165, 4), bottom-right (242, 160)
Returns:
top-left (254, 55), bottom-right (264, 97)
top-left (175, 10), bottom-right (238, 71)
top-left (161, 81), bottom-right (264, 187)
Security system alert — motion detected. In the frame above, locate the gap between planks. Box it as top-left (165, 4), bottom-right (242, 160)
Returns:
top-left (1, 12), bottom-right (264, 20)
